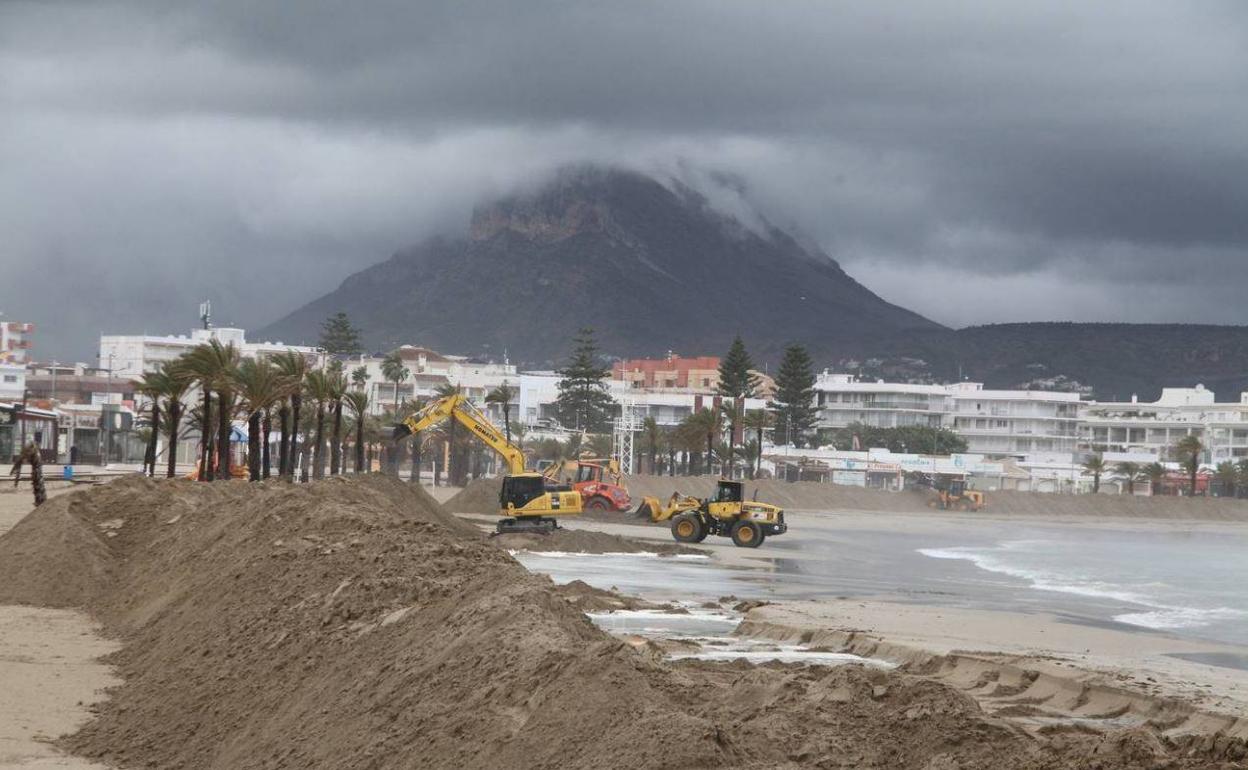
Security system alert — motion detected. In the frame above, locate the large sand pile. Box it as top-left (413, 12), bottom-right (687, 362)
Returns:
top-left (443, 476), bottom-right (501, 513)
top-left (0, 476), bottom-right (1239, 768)
top-left (624, 474), bottom-right (1248, 519)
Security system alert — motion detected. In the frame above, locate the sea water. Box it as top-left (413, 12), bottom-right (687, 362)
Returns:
top-left (514, 520), bottom-right (1248, 649)
top-left (917, 527), bottom-right (1248, 644)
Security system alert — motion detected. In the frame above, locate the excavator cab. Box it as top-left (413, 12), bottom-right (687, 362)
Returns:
top-left (500, 474), bottom-right (546, 510)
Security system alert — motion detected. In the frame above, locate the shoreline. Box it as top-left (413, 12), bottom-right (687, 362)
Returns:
top-left (489, 506), bottom-right (1248, 736)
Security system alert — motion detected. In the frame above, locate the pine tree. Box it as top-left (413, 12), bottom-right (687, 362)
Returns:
top-left (770, 343), bottom-right (817, 447)
top-left (319, 312), bottom-right (363, 356)
top-left (717, 335), bottom-right (759, 398)
top-left (554, 328), bottom-right (616, 433)
top-left (716, 337), bottom-right (758, 478)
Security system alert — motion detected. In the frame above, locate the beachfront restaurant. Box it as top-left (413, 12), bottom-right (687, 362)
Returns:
top-left (0, 402), bottom-right (59, 463)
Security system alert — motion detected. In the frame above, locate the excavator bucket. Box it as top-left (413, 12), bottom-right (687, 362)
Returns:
top-left (391, 423), bottom-right (412, 441)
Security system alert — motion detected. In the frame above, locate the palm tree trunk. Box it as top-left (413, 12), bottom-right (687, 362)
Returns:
top-left (262, 409), bottom-right (272, 479)
top-left (756, 426), bottom-right (763, 478)
top-left (312, 403), bottom-right (326, 480)
top-left (355, 420), bottom-right (365, 473)
top-left (277, 401), bottom-right (290, 478)
top-left (216, 390), bottom-right (232, 481)
top-left (299, 437), bottom-right (310, 483)
top-left (248, 410), bottom-right (261, 481)
top-left (503, 406), bottom-right (511, 444)
top-left (166, 402), bottom-right (181, 479)
top-left (201, 391), bottom-right (214, 481)
top-left (330, 399), bottom-right (343, 475)
top-left (447, 420), bottom-right (458, 485)
top-left (146, 402), bottom-right (161, 477)
top-left (289, 394), bottom-right (302, 481)
top-left (409, 433), bottom-right (421, 483)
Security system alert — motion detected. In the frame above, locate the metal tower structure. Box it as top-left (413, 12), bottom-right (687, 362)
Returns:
top-left (612, 397), bottom-right (641, 474)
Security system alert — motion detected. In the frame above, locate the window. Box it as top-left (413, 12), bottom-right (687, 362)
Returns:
top-left (2, 375), bottom-right (16, 383)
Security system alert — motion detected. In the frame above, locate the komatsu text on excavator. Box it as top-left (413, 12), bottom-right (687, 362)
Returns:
top-left (392, 394), bottom-right (582, 534)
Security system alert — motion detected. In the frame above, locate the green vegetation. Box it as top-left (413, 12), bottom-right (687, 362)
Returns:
top-left (826, 423), bottom-right (967, 455)
top-left (319, 312), bottom-right (363, 356)
top-left (770, 343), bottom-right (816, 447)
top-left (554, 328), bottom-right (615, 433)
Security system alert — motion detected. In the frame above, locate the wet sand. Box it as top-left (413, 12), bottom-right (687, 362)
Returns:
top-left (0, 489), bottom-right (118, 769)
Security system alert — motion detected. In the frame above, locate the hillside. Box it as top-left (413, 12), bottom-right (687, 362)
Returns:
top-left (259, 166), bottom-right (1248, 400)
top-left (258, 166), bottom-right (942, 367)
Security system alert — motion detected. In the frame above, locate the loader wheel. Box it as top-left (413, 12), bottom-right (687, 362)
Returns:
top-left (585, 497), bottom-right (610, 513)
top-left (958, 499), bottom-right (972, 512)
top-left (671, 513), bottom-right (704, 543)
top-left (730, 520), bottom-right (763, 548)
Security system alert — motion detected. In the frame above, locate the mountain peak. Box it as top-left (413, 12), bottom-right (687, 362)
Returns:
top-left (260, 166), bottom-right (942, 364)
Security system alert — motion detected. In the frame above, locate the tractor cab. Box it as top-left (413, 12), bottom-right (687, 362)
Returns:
top-left (714, 479), bottom-right (744, 503)
top-left (500, 473), bottom-right (549, 510)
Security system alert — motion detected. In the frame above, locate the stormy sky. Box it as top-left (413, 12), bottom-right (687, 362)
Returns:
top-left (3, 1), bottom-right (1247, 361)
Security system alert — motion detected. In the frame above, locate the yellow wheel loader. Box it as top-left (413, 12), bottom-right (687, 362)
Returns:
top-left (636, 479), bottom-right (787, 548)
top-left (392, 394), bottom-right (581, 534)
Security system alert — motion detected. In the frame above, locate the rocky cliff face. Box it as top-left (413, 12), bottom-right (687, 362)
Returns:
top-left (258, 166), bottom-right (942, 366)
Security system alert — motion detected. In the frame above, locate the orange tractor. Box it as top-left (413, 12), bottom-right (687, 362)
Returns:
top-left (540, 457), bottom-right (632, 512)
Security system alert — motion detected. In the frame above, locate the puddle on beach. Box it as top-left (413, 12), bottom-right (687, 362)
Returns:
top-left (512, 550), bottom-right (772, 601)
top-left (583, 604), bottom-right (892, 668)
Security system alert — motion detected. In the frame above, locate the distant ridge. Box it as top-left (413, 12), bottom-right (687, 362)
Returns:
top-left (258, 166), bottom-right (1248, 400)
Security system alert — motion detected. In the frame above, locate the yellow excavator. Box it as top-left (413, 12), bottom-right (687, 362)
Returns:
top-left (392, 393), bottom-right (581, 534)
top-left (636, 479), bottom-right (787, 548)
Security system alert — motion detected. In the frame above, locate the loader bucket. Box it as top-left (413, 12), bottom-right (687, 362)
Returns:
top-left (635, 497), bottom-right (660, 521)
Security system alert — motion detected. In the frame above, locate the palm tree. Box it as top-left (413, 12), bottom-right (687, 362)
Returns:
top-left (351, 366), bottom-right (369, 391)
top-left (1113, 461), bottom-right (1142, 495)
top-left (343, 391), bottom-right (370, 473)
top-left (380, 352), bottom-right (409, 413)
top-left (485, 383), bottom-right (516, 443)
top-left (233, 358), bottom-right (285, 481)
top-left (1144, 461), bottom-right (1167, 496)
top-left (434, 383), bottom-right (463, 484)
top-left (741, 409), bottom-right (774, 479)
top-left (327, 365), bottom-right (347, 475)
top-left (183, 340), bottom-right (240, 481)
top-left (1083, 454), bottom-right (1106, 493)
top-left (718, 401), bottom-right (741, 479)
top-left (304, 369), bottom-right (333, 480)
top-left (133, 369), bottom-right (168, 477)
top-left (272, 351), bottom-right (307, 480)
top-left (641, 417), bottom-right (660, 474)
top-left (511, 423), bottom-right (527, 451)
top-left (686, 408), bottom-right (719, 476)
top-left (1175, 435), bottom-right (1204, 496)
top-left (160, 361), bottom-right (193, 479)
top-left (1214, 460), bottom-right (1238, 498)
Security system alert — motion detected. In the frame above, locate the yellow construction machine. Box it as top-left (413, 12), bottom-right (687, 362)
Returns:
top-left (636, 479), bottom-right (787, 548)
top-left (540, 456), bottom-right (632, 512)
top-left (913, 473), bottom-right (986, 512)
top-left (392, 393), bottom-right (581, 534)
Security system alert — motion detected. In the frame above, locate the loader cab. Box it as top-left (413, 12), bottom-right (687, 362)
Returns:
top-left (500, 474), bottom-right (548, 510)
top-left (575, 464), bottom-right (600, 484)
top-left (715, 480), bottom-right (744, 503)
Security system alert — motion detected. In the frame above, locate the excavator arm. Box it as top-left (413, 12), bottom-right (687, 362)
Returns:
top-left (392, 393), bottom-right (527, 475)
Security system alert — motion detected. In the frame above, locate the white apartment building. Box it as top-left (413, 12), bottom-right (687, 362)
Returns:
top-left (947, 382), bottom-right (1082, 459)
top-left (99, 327), bottom-right (322, 380)
top-left (517, 371), bottom-right (766, 431)
top-left (0, 321), bottom-right (34, 363)
top-left (0, 362), bottom-right (25, 401)
top-left (346, 346), bottom-right (518, 417)
top-left (1079, 385), bottom-right (1248, 464)
top-left (813, 372), bottom-right (951, 429)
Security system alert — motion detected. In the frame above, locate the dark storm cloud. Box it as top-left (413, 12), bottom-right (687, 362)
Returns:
top-left (3, 1), bottom-right (1247, 358)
